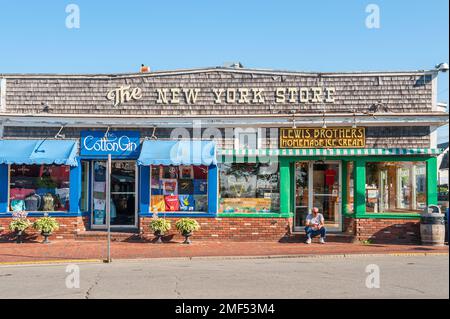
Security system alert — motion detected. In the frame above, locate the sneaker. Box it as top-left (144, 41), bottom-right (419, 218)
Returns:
top-left (319, 237), bottom-right (326, 244)
top-left (306, 238), bottom-right (312, 244)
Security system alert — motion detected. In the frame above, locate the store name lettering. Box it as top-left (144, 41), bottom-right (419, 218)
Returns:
top-left (106, 85), bottom-right (143, 107)
top-left (105, 86), bottom-right (336, 106)
top-left (280, 127), bottom-right (366, 149)
top-left (83, 134), bottom-right (138, 152)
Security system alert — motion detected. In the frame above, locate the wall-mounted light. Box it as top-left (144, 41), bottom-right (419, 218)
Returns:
top-left (352, 112), bottom-right (357, 129)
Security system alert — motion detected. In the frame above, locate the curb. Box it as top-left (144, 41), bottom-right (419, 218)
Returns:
top-left (0, 259), bottom-right (102, 267)
top-left (0, 251), bottom-right (447, 266)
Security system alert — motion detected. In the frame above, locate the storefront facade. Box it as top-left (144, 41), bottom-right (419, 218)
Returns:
top-left (0, 67), bottom-right (448, 243)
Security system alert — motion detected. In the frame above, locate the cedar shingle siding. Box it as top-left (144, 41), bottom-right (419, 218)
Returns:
top-left (3, 70), bottom-right (433, 115)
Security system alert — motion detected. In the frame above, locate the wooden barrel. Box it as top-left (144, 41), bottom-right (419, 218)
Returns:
top-left (420, 207), bottom-right (445, 246)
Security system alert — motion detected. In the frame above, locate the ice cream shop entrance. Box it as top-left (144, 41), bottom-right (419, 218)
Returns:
top-left (293, 161), bottom-right (342, 232)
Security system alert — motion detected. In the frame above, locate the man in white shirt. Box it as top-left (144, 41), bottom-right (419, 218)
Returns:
top-left (305, 207), bottom-right (326, 244)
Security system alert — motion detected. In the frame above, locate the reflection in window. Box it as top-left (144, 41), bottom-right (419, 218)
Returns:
top-left (219, 162), bottom-right (279, 213)
top-left (9, 164), bottom-right (70, 212)
top-left (365, 162), bottom-right (426, 213)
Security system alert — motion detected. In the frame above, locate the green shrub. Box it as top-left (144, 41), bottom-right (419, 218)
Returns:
top-left (149, 218), bottom-right (171, 233)
top-left (175, 218), bottom-right (200, 234)
top-left (9, 218), bottom-right (31, 232)
top-left (33, 217), bottom-right (59, 233)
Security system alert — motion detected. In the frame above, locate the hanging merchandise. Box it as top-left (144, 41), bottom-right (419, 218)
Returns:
top-left (164, 195), bottom-right (180, 211)
top-left (161, 179), bottom-right (178, 195)
top-left (42, 193), bottom-right (55, 211)
top-left (193, 179), bottom-right (208, 195)
top-left (179, 195), bottom-right (195, 211)
top-left (178, 179), bottom-right (194, 194)
top-left (194, 195), bottom-right (208, 212)
top-left (151, 195), bottom-right (166, 212)
top-left (193, 165), bottom-right (208, 179)
top-left (24, 194), bottom-right (42, 211)
top-left (179, 165), bottom-right (194, 179)
top-left (10, 199), bottom-right (26, 212)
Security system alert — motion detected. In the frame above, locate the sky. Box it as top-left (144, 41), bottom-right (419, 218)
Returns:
top-left (0, 0), bottom-right (448, 142)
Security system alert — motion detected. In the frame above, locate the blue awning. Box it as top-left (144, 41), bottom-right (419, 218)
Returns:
top-left (0, 140), bottom-right (79, 166)
top-left (137, 140), bottom-right (217, 166)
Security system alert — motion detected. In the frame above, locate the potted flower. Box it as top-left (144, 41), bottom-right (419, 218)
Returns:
top-left (149, 218), bottom-right (171, 243)
top-left (175, 218), bottom-right (200, 244)
top-left (8, 212), bottom-right (31, 244)
top-left (33, 217), bottom-right (59, 244)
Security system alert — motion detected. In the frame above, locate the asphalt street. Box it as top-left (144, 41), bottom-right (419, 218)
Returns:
top-left (0, 255), bottom-right (448, 299)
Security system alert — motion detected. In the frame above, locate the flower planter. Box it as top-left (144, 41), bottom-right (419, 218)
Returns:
top-left (154, 230), bottom-right (164, 244)
top-left (182, 231), bottom-right (192, 244)
top-left (15, 230), bottom-right (24, 244)
top-left (41, 231), bottom-right (52, 244)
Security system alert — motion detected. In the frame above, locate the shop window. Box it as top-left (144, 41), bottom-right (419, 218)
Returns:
top-left (365, 161), bottom-right (426, 213)
top-left (80, 161), bottom-right (89, 212)
top-left (219, 162), bottom-right (280, 213)
top-left (150, 165), bottom-right (208, 213)
top-left (9, 164), bottom-right (70, 212)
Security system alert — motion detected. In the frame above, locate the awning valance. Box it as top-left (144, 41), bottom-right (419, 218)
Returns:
top-left (0, 140), bottom-right (79, 166)
top-left (219, 148), bottom-right (443, 157)
top-left (137, 140), bottom-right (217, 166)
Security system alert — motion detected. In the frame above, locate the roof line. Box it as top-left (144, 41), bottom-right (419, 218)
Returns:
top-left (0, 66), bottom-right (437, 79)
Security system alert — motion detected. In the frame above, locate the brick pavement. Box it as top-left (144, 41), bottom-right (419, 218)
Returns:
top-left (0, 238), bottom-right (447, 264)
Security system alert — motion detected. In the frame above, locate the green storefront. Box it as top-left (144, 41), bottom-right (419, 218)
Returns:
top-left (219, 147), bottom-right (441, 243)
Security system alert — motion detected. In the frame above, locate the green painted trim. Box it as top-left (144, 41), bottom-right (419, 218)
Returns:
top-left (355, 213), bottom-right (421, 220)
top-left (426, 157), bottom-right (438, 206)
top-left (342, 160), bottom-right (348, 216)
top-left (280, 157), bottom-right (291, 215)
top-left (217, 213), bottom-right (293, 218)
top-left (354, 159), bottom-right (366, 216)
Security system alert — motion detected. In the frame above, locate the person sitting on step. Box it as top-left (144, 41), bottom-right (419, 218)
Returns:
top-left (305, 207), bottom-right (326, 244)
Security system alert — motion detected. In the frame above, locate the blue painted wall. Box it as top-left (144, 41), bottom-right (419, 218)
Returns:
top-left (0, 164), bottom-right (8, 213)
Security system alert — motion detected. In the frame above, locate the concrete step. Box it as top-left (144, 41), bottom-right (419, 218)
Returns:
top-left (283, 232), bottom-right (356, 243)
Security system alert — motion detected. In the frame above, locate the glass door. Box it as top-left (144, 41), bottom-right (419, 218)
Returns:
top-left (294, 162), bottom-right (309, 231)
top-left (312, 162), bottom-right (341, 230)
top-left (294, 161), bottom-right (342, 232)
top-left (91, 160), bottom-right (137, 229)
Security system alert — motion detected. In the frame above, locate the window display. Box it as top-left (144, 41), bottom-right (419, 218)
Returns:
top-left (219, 162), bottom-right (280, 213)
top-left (150, 165), bottom-right (208, 212)
top-left (366, 161), bottom-right (426, 213)
top-left (9, 164), bottom-right (70, 212)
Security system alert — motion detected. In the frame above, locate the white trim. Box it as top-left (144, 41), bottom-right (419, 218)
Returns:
top-left (430, 126), bottom-right (438, 149)
top-left (1, 113), bottom-right (448, 128)
top-left (431, 72), bottom-right (438, 112)
top-left (0, 78), bottom-right (6, 112)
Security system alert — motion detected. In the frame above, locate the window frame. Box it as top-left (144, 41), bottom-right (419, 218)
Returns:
top-left (8, 163), bottom-right (71, 213)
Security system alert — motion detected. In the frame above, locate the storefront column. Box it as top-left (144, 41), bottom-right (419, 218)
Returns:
top-left (279, 158), bottom-right (291, 215)
top-left (0, 164), bottom-right (8, 213)
top-left (341, 160), bottom-right (348, 215)
top-left (354, 159), bottom-right (366, 217)
top-left (207, 165), bottom-right (218, 215)
top-left (426, 157), bottom-right (438, 206)
top-left (69, 159), bottom-right (82, 215)
top-left (139, 166), bottom-right (150, 215)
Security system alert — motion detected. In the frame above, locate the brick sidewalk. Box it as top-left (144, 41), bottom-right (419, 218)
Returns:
top-left (0, 239), bottom-right (448, 264)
